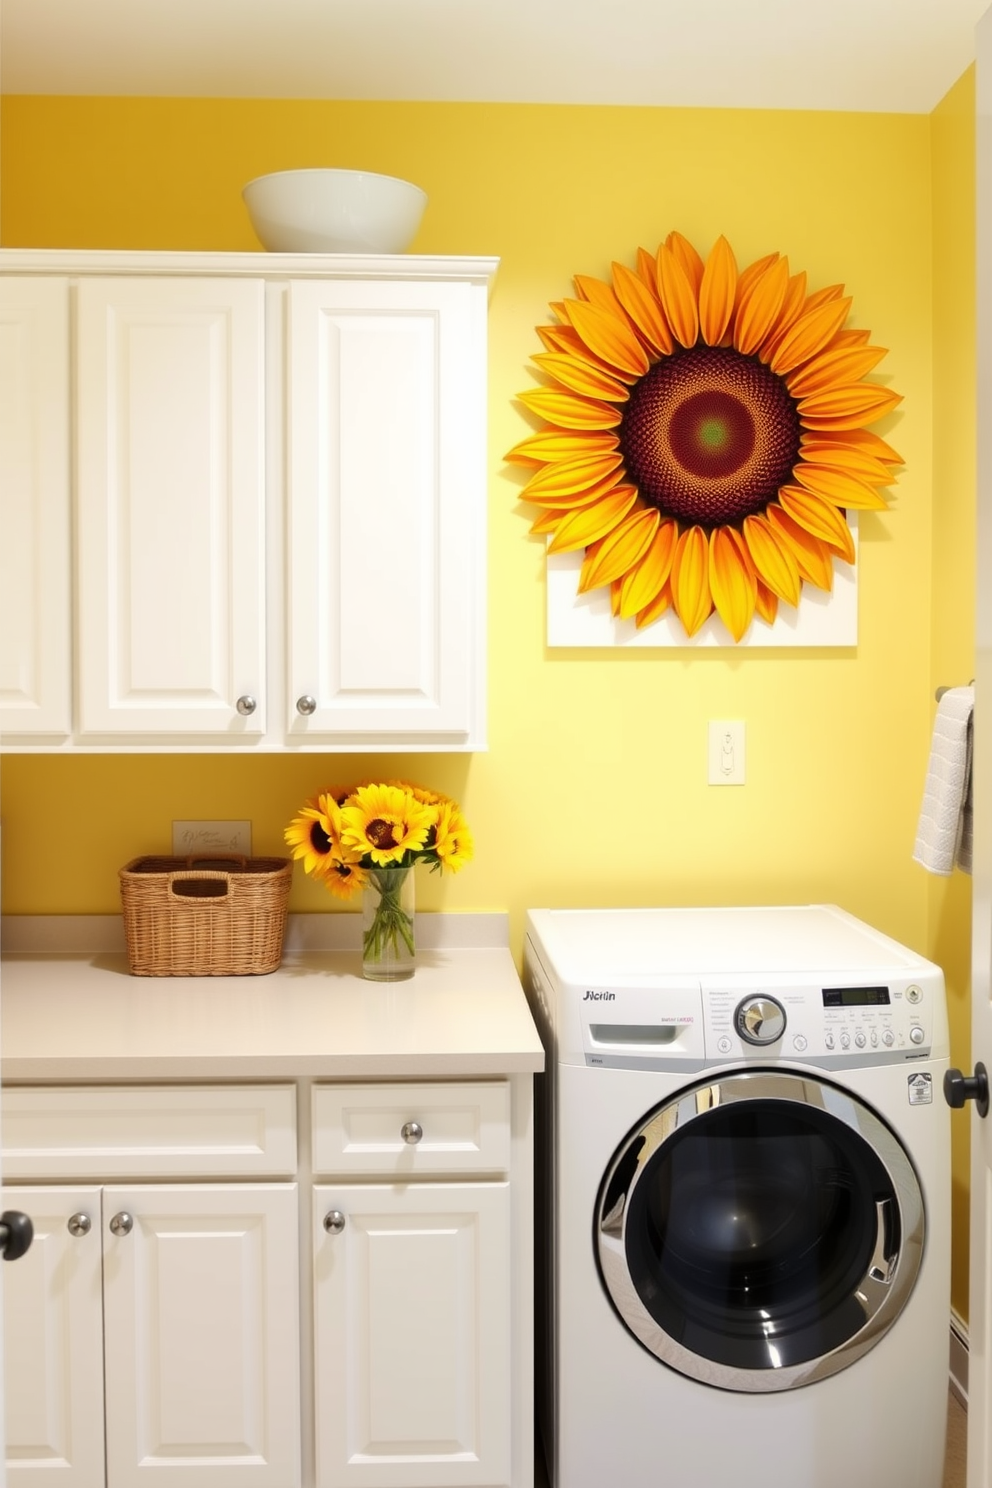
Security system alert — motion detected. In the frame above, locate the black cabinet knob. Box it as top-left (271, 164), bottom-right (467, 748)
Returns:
top-left (0, 1210), bottom-right (34, 1261)
top-left (944, 1063), bottom-right (990, 1118)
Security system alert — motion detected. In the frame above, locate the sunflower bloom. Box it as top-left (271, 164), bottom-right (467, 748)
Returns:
top-left (508, 232), bottom-right (902, 642)
top-left (433, 801), bottom-right (475, 872)
top-left (340, 783), bottom-right (433, 866)
top-left (284, 794), bottom-right (342, 879)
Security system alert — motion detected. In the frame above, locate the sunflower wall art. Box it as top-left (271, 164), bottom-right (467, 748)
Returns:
top-left (507, 232), bottom-right (903, 648)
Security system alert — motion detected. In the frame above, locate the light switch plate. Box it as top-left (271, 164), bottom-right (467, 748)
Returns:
top-left (172, 820), bottom-right (252, 856)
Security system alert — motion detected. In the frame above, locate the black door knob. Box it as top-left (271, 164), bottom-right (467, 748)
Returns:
top-left (944, 1063), bottom-right (990, 1118)
top-left (0, 1210), bottom-right (34, 1261)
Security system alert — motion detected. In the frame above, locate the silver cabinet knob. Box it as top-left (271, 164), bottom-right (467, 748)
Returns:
top-left (67, 1212), bottom-right (92, 1237)
top-left (109, 1212), bottom-right (133, 1237)
top-left (296, 695), bottom-right (317, 716)
top-left (401, 1121), bottom-right (423, 1145)
top-left (236, 694), bottom-right (257, 716)
top-left (323, 1210), bottom-right (346, 1235)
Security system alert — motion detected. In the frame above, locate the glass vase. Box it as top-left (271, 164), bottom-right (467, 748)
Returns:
top-left (361, 864), bottom-right (416, 981)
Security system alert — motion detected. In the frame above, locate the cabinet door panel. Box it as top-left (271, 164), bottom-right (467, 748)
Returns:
top-left (3, 1186), bottom-right (105, 1488)
top-left (76, 278), bottom-right (266, 739)
top-left (287, 279), bottom-right (486, 748)
top-left (103, 1183), bottom-right (300, 1488)
top-left (0, 278), bottom-right (71, 738)
top-left (313, 1182), bottom-right (511, 1488)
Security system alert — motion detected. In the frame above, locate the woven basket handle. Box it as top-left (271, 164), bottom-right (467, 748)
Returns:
top-left (167, 870), bottom-right (232, 904)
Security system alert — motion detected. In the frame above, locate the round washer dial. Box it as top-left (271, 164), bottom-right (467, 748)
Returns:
top-left (735, 995), bottom-right (786, 1045)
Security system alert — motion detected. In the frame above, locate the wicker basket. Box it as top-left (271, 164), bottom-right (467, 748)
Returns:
top-left (119, 856), bottom-right (293, 976)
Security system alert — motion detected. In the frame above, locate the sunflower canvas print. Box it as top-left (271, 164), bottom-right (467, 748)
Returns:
top-left (507, 232), bottom-right (902, 648)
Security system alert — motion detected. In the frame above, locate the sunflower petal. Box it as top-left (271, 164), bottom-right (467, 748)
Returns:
top-left (505, 429), bottom-right (620, 464)
top-left (578, 508), bottom-right (660, 591)
top-left (709, 526), bottom-right (757, 641)
top-left (754, 580), bottom-right (779, 625)
top-left (529, 508), bottom-right (565, 535)
top-left (797, 383), bottom-right (903, 428)
top-left (535, 321), bottom-right (635, 378)
top-left (788, 464), bottom-right (889, 510)
top-left (778, 487), bottom-right (857, 560)
top-left (768, 296), bottom-right (853, 374)
top-left (735, 251), bottom-right (780, 304)
top-left (767, 507), bottom-right (835, 591)
top-left (670, 526), bottom-right (713, 636)
top-left (699, 235), bottom-right (738, 347)
top-left (562, 297), bottom-right (650, 378)
top-left (656, 242), bottom-right (700, 348)
top-left (741, 513), bottom-right (802, 606)
top-left (811, 427), bottom-right (904, 466)
top-left (636, 581), bottom-right (672, 628)
top-left (827, 327), bottom-right (873, 349)
top-left (610, 578), bottom-right (624, 616)
top-left (574, 274), bottom-right (622, 311)
top-left (637, 246), bottom-right (660, 287)
top-left (733, 255), bottom-right (789, 355)
top-left (797, 439), bottom-right (893, 483)
top-left (612, 259), bottom-right (673, 354)
top-left (517, 386), bottom-right (622, 430)
top-left (803, 284), bottom-right (846, 312)
top-left (618, 519), bottom-right (679, 617)
top-left (533, 351), bottom-right (630, 402)
top-left (522, 469), bottom-right (629, 511)
top-left (786, 345), bottom-right (888, 399)
top-left (758, 271), bottom-right (807, 359)
top-left (520, 451), bottom-right (625, 501)
top-left (546, 486), bottom-right (640, 554)
top-left (666, 231), bottom-right (705, 293)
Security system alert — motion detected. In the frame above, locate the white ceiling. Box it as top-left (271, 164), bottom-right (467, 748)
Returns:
top-left (1, 0), bottom-right (988, 113)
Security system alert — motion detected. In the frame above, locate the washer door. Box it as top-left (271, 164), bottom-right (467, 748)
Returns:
top-left (596, 1070), bottom-right (925, 1392)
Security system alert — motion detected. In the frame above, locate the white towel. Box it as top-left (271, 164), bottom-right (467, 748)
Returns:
top-left (912, 685), bottom-right (974, 875)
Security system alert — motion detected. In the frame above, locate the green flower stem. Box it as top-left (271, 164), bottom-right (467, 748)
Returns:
top-left (364, 866), bottom-right (415, 965)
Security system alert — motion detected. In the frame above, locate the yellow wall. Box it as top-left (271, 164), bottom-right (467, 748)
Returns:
top-left (0, 88), bottom-right (976, 1300)
top-left (930, 67), bottom-right (977, 1321)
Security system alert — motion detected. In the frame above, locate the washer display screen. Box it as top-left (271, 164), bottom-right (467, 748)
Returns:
top-left (822, 986), bottom-right (892, 1007)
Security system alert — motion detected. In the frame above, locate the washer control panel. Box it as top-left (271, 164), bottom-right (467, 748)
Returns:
top-left (704, 978), bottom-right (934, 1063)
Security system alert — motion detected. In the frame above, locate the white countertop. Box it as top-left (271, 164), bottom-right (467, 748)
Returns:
top-left (0, 916), bottom-right (545, 1082)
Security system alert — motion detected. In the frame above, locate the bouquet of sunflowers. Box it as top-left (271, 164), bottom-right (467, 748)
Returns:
top-left (285, 781), bottom-right (473, 973)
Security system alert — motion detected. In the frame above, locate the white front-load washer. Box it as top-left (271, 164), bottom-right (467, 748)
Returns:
top-left (523, 905), bottom-right (951, 1488)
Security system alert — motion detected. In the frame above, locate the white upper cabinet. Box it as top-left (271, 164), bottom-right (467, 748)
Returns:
top-left (286, 279), bottom-right (485, 748)
top-left (75, 276), bottom-right (267, 739)
top-left (0, 251), bottom-right (497, 752)
top-left (0, 277), bottom-right (72, 739)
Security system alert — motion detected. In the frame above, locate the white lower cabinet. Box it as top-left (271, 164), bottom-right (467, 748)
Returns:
top-left (2, 1084), bottom-right (302, 1488)
top-left (4, 1182), bottom-right (301, 1488)
top-left (312, 1183), bottom-right (511, 1488)
top-left (310, 1081), bottom-right (514, 1488)
top-left (3, 1185), bottom-right (105, 1487)
top-left (3, 1076), bottom-right (530, 1488)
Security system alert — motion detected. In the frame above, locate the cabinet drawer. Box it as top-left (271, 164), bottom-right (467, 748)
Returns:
top-left (1, 1084), bottom-right (297, 1179)
top-left (312, 1081), bottom-right (510, 1176)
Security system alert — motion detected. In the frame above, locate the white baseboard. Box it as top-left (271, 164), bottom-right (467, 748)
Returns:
top-left (950, 1308), bottom-right (969, 1407)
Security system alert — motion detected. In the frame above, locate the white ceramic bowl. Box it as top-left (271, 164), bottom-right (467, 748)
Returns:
top-left (242, 168), bottom-right (428, 254)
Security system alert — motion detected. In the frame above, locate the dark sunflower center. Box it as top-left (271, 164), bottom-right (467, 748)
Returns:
top-left (309, 822), bottom-right (332, 855)
top-left (619, 345), bottom-right (802, 528)
top-left (367, 818), bottom-right (400, 850)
